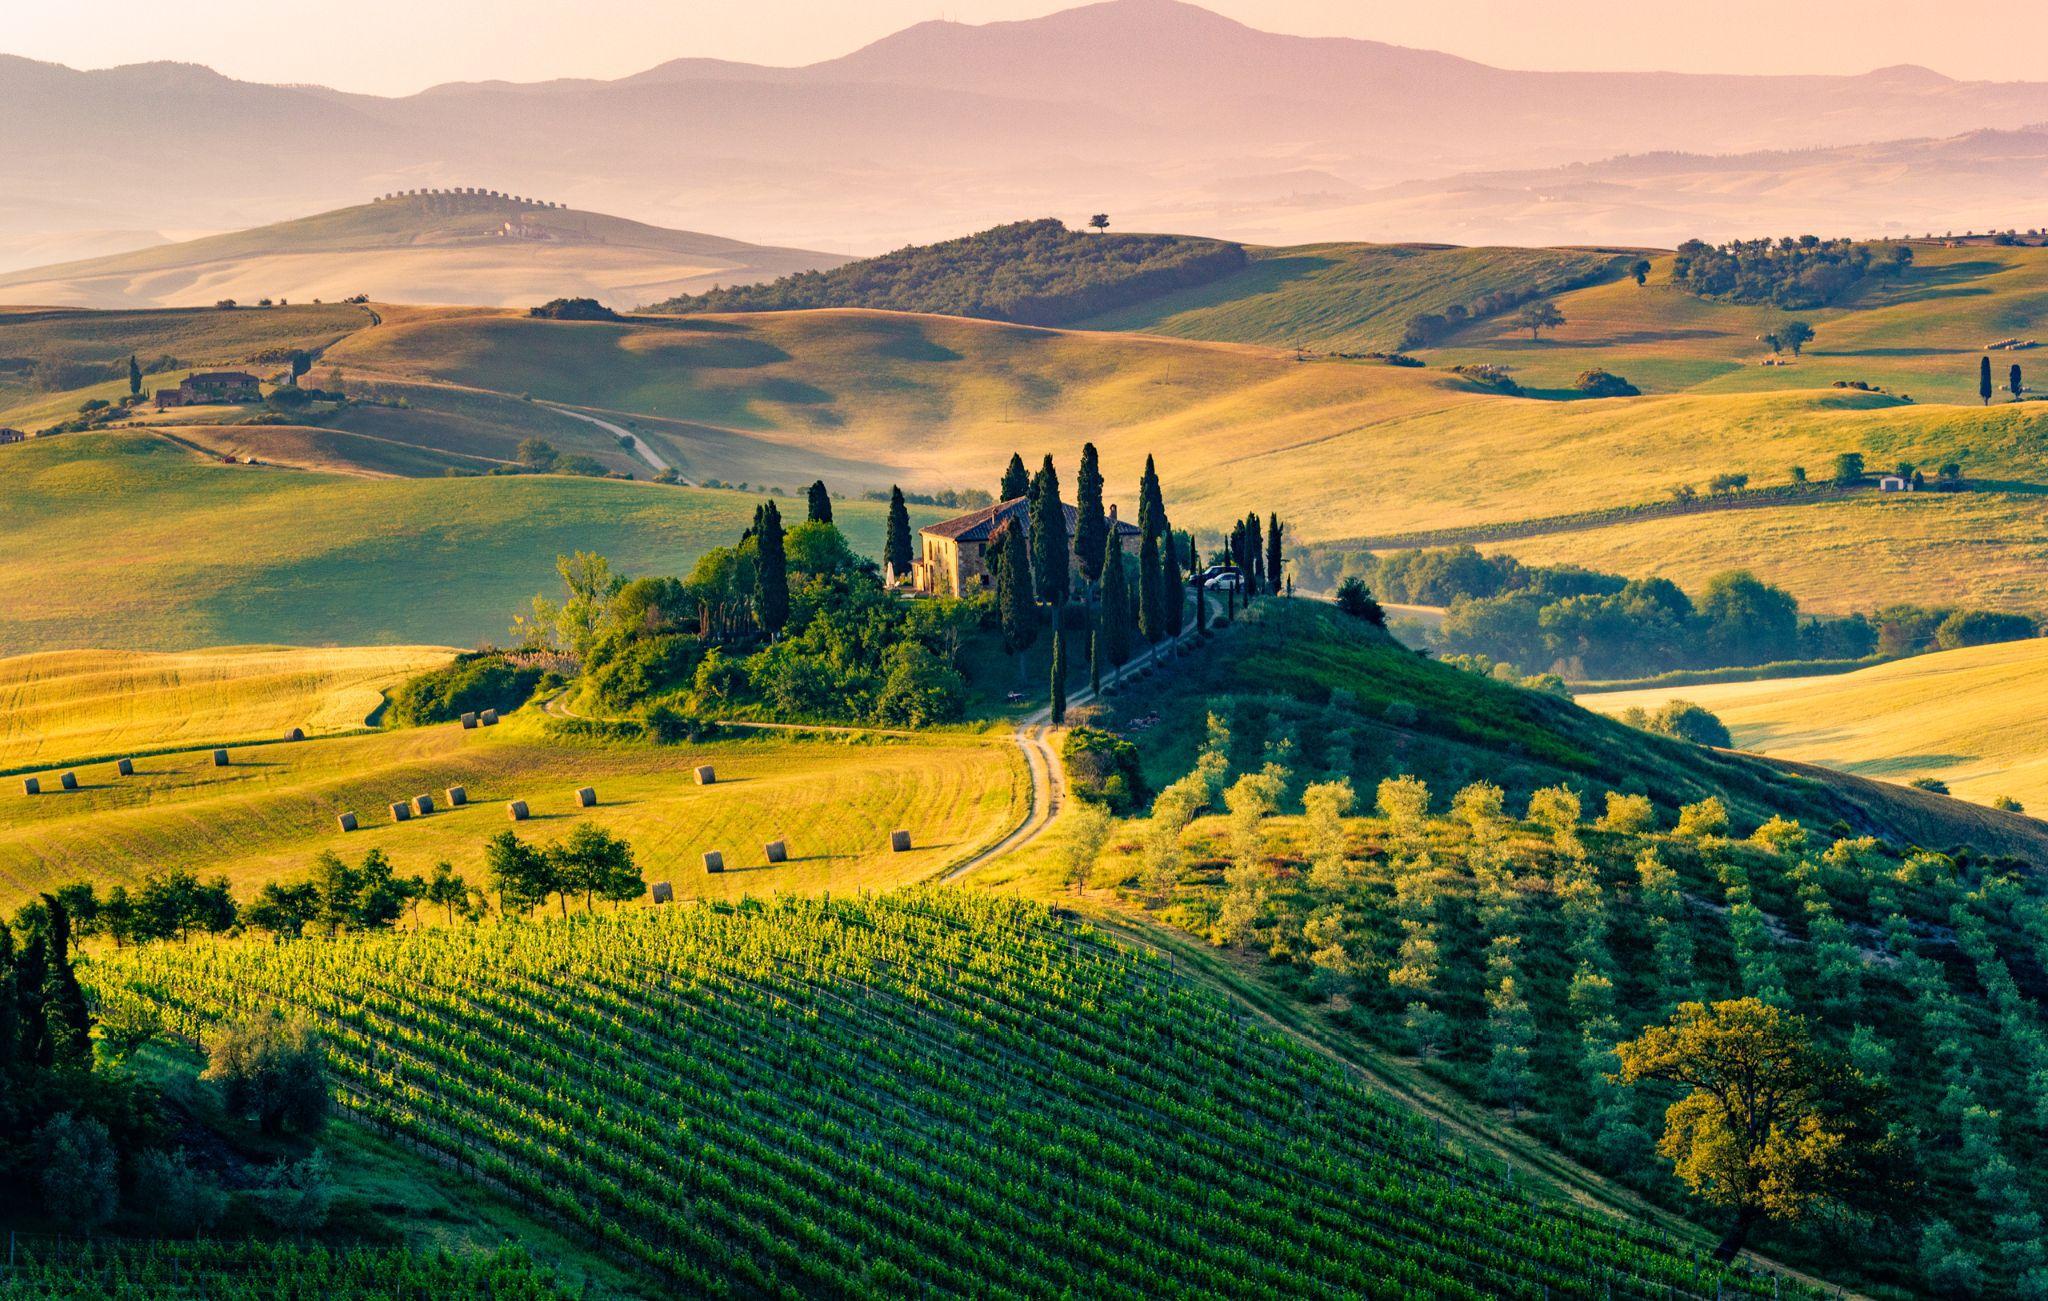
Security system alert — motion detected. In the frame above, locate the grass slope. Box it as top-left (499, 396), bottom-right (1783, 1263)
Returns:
top-left (84, 891), bottom-right (1799, 1299)
top-left (1084, 242), bottom-right (1620, 353)
top-left (0, 644), bottom-right (451, 772)
top-left (0, 432), bottom-right (929, 651)
top-left (0, 196), bottom-right (846, 311)
top-left (1580, 637), bottom-right (2048, 810)
top-left (0, 709), bottom-right (1020, 908)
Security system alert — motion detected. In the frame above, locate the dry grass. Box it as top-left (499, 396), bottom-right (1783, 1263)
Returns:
top-left (1579, 637), bottom-right (2048, 810)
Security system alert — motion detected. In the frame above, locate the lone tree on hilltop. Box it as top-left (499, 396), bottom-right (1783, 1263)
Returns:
top-left (884, 486), bottom-right (913, 583)
top-left (1616, 999), bottom-right (1856, 1262)
top-left (1981, 355), bottom-right (1994, 405)
top-left (2011, 362), bottom-right (2024, 401)
top-left (1514, 299), bottom-right (1565, 341)
top-left (1778, 320), bottom-right (1814, 356)
top-left (1088, 213), bottom-right (1110, 234)
top-left (806, 480), bottom-right (833, 524)
top-left (1001, 453), bottom-right (1030, 502)
top-left (127, 354), bottom-right (141, 397)
top-left (1630, 258), bottom-right (1651, 286)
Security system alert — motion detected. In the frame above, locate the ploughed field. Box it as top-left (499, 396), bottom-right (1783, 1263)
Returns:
top-left (85, 891), bottom-right (1805, 1300)
top-left (0, 710), bottom-right (1022, 909)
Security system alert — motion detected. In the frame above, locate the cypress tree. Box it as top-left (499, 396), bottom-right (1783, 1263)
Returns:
top-left (1139, 529), bottom-right (1165, 644)
top-left (2011, 363), bottom-right (2024, 401)
top-left (127, 354), bottom-right (141, 397)
top-left (996, 522), bottom-right (1038, 658)
top-left (1137, 455), bottom-right (1164, 542)
top-left (1001, 453), bottom-right (1030, 502)
top-left (1100, 530), bottom-right (1133, 670)
top-left (806, 480), bottom-right (833, 524)
top-left (753, 501), bottom-right (788, 636)
top-left (39, 896), bottom-right (91, 1071)
top-left (1074, 442), bottom-right (1107, 590)
top-left (1981, 355), bottom-right (1994, 405)
top-left (1089, 619), bottom-right (1103, 693)
top-left (1161, 521), bottom-right (1184, 636)
top-left (884, 486), bottom-right (913, 583)
top-left (1245, 513), bottom-right (1264, 592)
top-left (1194, 570), bottom-right (1208, 636)
top-left (1266, 513), bottom-right (1284, 595)
top-left (1050, 627), bottom-right (1067, 724)
top-left (1028, 455), bottom-right (1069, 607)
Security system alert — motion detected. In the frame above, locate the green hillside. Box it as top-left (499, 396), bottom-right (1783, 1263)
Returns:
top-left (0, 1242), bottom-right (580, 1300)
top-left (87, 891), bottom-right (1800, 1299)
top-left (0, 431), bottom-right (928, 651)
top-left (1084, 242), bottom-right (1626, 352)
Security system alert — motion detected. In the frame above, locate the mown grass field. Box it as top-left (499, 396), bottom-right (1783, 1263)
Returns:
top-left (0, 710), bottom-right (1022, 908)
top-left (1424, 243), bottom-right (2048, 404)
top-left (0, 644), bottom-right (452, 772)
top-left (1579, 637), bottom-right (2048, 810)
top-left (0, 431), bottom-right (930, 651)
top-left (1487, 491), bottom-right (2048, 615)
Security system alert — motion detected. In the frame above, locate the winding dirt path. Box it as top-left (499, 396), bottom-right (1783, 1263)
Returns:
top-left (542, 402), bottom-right (680, 479)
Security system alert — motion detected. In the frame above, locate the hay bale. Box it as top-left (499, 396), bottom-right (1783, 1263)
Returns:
top-left (337, 811), bottom-right (359, 832)
top-left (285, 727), bottom-right (306, 742)
top-left (412, 794), bottom-right (434, 816)
top-left (694, 765), bottom-right (716, 785)
top-left (21, 777), bottom-right (39, 796)
top-left (765, 839), bottom-right (788, 863)
top-left (212, 749), bottom-right (230, 767)
top-left (703, 851), bottom-right (725, 874)
top-left (115, 758), bottom-right (134, 776)
top-left (890, 829), bottom-right (912, 852)
top-left (59, 771), bottom-right (77, 791)
top-left (507, 800), bottom-right (529, 822)
top-left (390, 801), bottom-right (411, 822)
top-left (575, 786), bottom-right (596, 808)
top-left (445, 786), bottom-right (468, 807)
top-left (461, 712), bottom-right (478, 729)
top-left (480, 709), bottom-right (499, 726)
top-left (650, 881), bottom-right (674, 904)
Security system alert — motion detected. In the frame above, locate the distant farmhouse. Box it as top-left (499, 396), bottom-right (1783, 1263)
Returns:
top-left (0, 428), bottom-right (24, 444)
top-left (906, 496), bottom-right (1140, 597)
top-left (155, 371), bottom-right (261, 410)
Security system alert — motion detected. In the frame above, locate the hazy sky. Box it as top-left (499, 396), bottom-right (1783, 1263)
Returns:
top-left (11, 1), bottom-right (2047, 94)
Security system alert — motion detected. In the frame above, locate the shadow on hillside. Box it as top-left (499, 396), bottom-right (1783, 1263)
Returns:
top-left (1848, 260), bottom-right (2004, 308)
top-left (625, 315), bottom-right (751, 334)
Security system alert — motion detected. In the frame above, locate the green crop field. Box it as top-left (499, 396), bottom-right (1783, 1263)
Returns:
top-left (1083, 242), bottom-right (1624, 353)
top-left (0, 709), bottom-right (1020, 908)
top-left (1579, 636), bottom-right (2048, 810)
top-left (0, 644), bottom-right (452, 772)
top-left (84, 891), bottom-right (1801, 1299)
top-left (0, 431), bottom-right (929, 651)
top-left (0, 1241), bottom-right (580, 1300)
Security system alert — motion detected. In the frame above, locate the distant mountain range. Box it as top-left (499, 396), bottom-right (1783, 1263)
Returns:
top-left (7, 0), bottom-right (2048, 261)
top-left (0, 194), bottom-right (847, 310)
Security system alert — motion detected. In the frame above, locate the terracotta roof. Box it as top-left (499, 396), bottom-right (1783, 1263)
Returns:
top-left (921, 496), bottom-right (1141, 544)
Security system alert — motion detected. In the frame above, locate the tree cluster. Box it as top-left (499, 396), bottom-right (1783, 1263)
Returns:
top-left (648, 220), bottom-right (1249, 327)
top-left (1672, 236), bottom-right (1912, 308)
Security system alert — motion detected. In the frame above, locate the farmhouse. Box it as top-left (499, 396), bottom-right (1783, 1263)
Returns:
top-left (155, 371), bottom-right (261, 410)
top-left (906, 496), bottom-right (1140, 597)
top-left (1879, 474), bottom-right (1918, 492)
top-left (0, 428), bottom-right (23, 444)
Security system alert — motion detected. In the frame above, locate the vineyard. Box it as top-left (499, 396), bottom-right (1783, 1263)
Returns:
top-left (0, 1239), bottom-right (577, 1299)
top-left (85, 893), bottom-right (1800, 1299)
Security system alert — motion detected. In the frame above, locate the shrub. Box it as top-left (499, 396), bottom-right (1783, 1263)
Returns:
top-left (1065, 727), bottom-right (1147, 814)
top-left (1334, 577), bottom-right (1385, 625)
top-left (388, 652), bottom-right (544, 726)
top-left (1908, 776), bottom-right (1951, 795)
top-left (1574, 369), bottom-right (1640, 398)
top-left (1675, 796), bottom-right (1730, 838)
top-left (204, 1011), bottom-right (330, 1135)
top-left (529, 297), bottom-right (619, 321)
top-left (1934, 609), bottom-right (2037, 650)
top-left (1597, 792), bottom-right (1658, 833)
top-left (1993, 795), bottom-right (2024, 812)
top-left (1640, 700), bottom-right (1733, 748)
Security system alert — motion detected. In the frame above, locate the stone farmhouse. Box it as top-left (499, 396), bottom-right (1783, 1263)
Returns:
top-left (906, 496), bottom-right (1140, 597)
top-left (155, 371), bottom-right (262, 410)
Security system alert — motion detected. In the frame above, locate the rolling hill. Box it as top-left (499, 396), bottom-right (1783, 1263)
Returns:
top-left (1579, 636), bottom-right (2048, 810)
top-left (0, 194), bottom-right (848, 311)
top-left (0, 431), bottom-right (933, 652)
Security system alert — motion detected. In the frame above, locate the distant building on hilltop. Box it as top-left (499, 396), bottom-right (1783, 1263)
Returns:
top-left (0, 428), bottom-right (24, 444)
top-left (155, 371), bottom-right (261, 410)
top-left (907, 496), bottom-right (1139, 597)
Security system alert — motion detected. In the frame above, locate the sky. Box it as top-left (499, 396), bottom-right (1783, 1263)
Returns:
top-left (9, 1), bottom-right (2048, 94)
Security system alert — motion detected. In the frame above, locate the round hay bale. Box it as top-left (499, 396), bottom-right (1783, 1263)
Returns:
top-left (115, 758), bottom-right (134, 776)
top-left (480, 709), bottom-right (499, 726)
top-left (337, 811), bottom-right (359, 832)
top-left (650, 881), bottom-right (674, 904)
top-left (59, 771), bottom-right (77, 790)
top-left (694, 765), bottom-right (717, 785)
top-left (390, 801), bottom-right (412, 822)
top-left (460, 712), bottom-right (478, 729)
top-left (890, 829), bottom-right (912, 852)
top-left (412, 794), bottom-right (435, 816)
top-left (212, 749), bottom-right (230, 767)
top-left (445, 786), bottom-right (468, 807)
top-left (285, 727), bottom-right (306, 742)
top-left (703, 851), bottom-right (725, 874)
top-left (575, 786), bottom-right (596, 808)
top-left (765, 839), bottom-right (788, 863)
top-left (507, 800), bottom-right (529, 822)
top-left (21, 777), bottom-right (40, 796)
